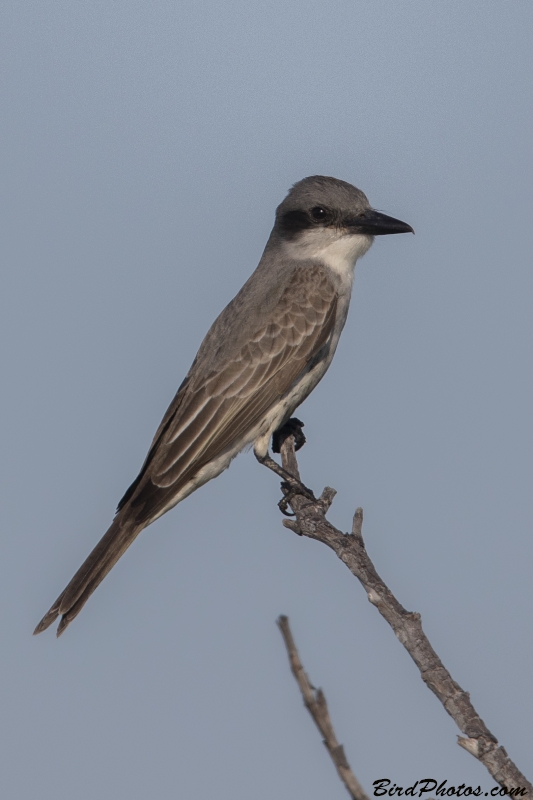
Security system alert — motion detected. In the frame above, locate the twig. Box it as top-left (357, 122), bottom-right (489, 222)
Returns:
top-left (275, 435), bottom-right (531, 792)
top-left (277, 615), bottom-right (370, 800)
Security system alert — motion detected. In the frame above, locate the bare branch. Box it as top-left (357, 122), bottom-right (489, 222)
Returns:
top-left (277, 615), bottom-right (370, 800)
top-left (275, 434), bottom-right (531, 792)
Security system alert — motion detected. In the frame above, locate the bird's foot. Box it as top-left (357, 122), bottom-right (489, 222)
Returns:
top-left (277, 475), bottom-right (316, 516)
top-left (278, 481), bottom-right (302, 517)
top-left (255, 449), bottom-right (316, 516)
top-left (272, 417), bottom-right (306, 454)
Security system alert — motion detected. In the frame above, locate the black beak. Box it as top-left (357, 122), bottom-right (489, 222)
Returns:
top-left (346, 209), bottom-right (414, 236)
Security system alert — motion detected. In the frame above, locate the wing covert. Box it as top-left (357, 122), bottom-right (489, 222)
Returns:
top-left (126, 265), bottom-right (338, 518)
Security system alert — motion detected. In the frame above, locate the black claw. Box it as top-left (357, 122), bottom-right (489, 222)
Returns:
top-left (278, 498), bottom-right (295, 516)
top-left (272, 417), bottom-right (306, 454)
top-left (277, 478), bottom-right (315, 516)
top-left (278, 481), bottom-right (297, 516)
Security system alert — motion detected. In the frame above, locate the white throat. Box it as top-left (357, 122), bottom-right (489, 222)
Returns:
top-left (282, 229), bottom-right (373, 285)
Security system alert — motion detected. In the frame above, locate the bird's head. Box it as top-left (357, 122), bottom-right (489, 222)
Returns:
top-left (274, 175), bottom-right (413, 268)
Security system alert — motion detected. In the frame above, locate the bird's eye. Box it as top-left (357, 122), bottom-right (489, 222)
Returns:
top-left (310, 206), bottom-right (328, 222)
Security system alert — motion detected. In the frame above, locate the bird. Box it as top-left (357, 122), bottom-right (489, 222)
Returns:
top-left (34, 175), bottom-right (413, 636)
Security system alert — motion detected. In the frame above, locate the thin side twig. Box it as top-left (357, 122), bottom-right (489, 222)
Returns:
top-left (275, 435), bottom-right (531, 792)
top-left (277, 615), bottom-right (370, 800)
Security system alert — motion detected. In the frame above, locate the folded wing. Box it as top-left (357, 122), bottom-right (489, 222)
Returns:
top-left (127, 264), bottom-right (338, 523)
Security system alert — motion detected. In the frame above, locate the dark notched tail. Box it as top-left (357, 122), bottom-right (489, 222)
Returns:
top-left (33, 518), bottom-right (144, 637)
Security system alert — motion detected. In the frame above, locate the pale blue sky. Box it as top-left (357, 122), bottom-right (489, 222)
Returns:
top-left (1, 2), bottom-right (532, 796)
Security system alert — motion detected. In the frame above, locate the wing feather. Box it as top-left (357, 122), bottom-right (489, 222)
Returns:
top-left (127, 265), bottom-right (338, 522)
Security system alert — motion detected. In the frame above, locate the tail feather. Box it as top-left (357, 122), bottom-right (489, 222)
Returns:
top-left (34, 518), bottom-right (144, 637)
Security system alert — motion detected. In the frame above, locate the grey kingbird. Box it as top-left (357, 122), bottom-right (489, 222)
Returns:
top-left (35, 175), bottom-right (413, 636)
